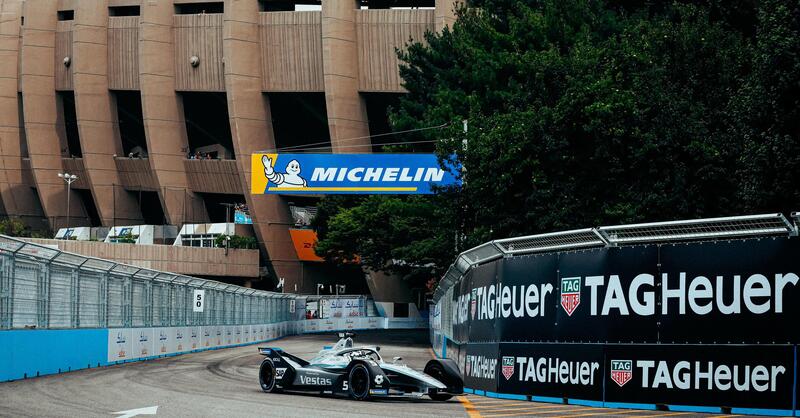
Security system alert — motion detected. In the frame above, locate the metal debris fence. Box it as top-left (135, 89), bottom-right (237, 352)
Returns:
top-left (0, 235), bottom-right (302, 330)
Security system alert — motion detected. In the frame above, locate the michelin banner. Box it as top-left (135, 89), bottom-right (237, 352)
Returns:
top-left (251, 153), bottom-right (460, 194)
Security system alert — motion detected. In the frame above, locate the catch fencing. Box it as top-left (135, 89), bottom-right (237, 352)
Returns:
top-left (0, 235), bottom-right (297, 330)
top-left (0, 234), bottom-right (415, 382)
top-left (430, 213), bottom-right (800, 416)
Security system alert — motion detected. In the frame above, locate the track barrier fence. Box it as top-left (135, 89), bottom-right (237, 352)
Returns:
top-left (0, 235), bottom-right (416, 382)
top-left (430, 213), bottom-right (800, 416)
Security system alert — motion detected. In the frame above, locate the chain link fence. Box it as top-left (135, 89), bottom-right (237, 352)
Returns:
top-left (0, 235), bottom-right (298, 330)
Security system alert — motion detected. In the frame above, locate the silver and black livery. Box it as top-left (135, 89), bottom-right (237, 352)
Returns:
top-left (257, 332), bottom-right (462, 401)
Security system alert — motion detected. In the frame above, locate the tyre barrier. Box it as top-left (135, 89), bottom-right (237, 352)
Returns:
top-left (430, 236), bottom-right (800, 416)
top-left (0, 316), bottom-right (423, 382)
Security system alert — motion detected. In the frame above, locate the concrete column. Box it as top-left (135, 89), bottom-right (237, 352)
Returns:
top-left (435, 0), bottom-right (458, 31)
top-left (0, 0), bottom-right (45, 229)
top-left (223, 0), bottom-right (301, 289)
top-left (139, 0), bottom-right (207, 226)
top-left (21, 0), bottom-right (89, 230)
top-left (321, 0), bottom-right (371, 153)
top-left (73, 0), bottom-right (143, 226)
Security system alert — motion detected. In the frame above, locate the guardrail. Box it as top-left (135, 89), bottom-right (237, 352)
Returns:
top-left (429, 212), bottom-right (800, 415)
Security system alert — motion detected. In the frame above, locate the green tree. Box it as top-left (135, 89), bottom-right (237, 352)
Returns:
top-left (732, 0), bottom-right (800, 213)
top-left (315, 0), bottom-right (800, 284)
top-left (0, 218), bottom-right (30, 237)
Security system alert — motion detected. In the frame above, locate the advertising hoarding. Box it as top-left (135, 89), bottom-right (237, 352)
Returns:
top-left (251, 153), bottom-right (460, 195)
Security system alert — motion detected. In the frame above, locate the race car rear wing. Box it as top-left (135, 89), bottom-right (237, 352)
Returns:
top-left (257, 347), bottom-right (309, 367)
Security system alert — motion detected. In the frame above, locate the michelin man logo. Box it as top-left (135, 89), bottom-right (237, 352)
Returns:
top-left (262, 155), bottom-right (307, 188)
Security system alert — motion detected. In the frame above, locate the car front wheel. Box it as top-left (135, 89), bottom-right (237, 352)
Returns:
top-left (348, 363), bottom-right (371, 401)
top-left (425, 362), bottom-right (453, 401)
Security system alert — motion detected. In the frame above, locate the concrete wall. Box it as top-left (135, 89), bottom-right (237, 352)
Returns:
top-left (0, 316), bottom-right (426, 383)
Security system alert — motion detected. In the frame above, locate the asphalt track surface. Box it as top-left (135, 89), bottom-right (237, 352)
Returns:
top-left (0, 330), bottom-right (744, 418)
top-left (0, 330), bottom-right (464, 418)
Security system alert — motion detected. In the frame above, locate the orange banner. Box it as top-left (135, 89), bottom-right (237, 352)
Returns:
top-left (289, 229), bottom-right (324, 262)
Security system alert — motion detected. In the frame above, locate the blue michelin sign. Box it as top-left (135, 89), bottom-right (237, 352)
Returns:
top-left (250, 153), bottom-right (460, 194)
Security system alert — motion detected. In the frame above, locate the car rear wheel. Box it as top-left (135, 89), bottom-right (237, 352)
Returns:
top-left (348, 363), bottom-right (371, 401)
top-left (259, 358), bottom-right (278, 393)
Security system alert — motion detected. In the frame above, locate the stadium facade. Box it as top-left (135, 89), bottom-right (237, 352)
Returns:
top-left (0, 0), bottom-right (457, 293)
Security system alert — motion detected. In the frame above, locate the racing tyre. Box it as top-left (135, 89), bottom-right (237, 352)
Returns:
top-left (429, 390), bottom-right (453, 402)
top-left (348, 363), bottom-right (371, 401)
top-left (425, 363), bottom-right (453, 401)
top-left (259, 358), bottom-right (279, 393)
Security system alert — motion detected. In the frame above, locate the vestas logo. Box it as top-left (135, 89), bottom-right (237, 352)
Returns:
top-left (300, 375), bottom-right (332, 386)
top-left (251, 153), bottom-right (460, 195)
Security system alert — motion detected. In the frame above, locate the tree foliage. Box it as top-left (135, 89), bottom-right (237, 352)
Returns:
top-left (315, 0), bottom-right (800, 285)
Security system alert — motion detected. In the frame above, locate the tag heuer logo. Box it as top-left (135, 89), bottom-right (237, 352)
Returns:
top-left (501, 356), bottom-right (515, 380)
top-left (470, 289), bottom-right (478, 319)
top-left (610, 360), bottom-right (633, 387)
top-left (560, 277), bottom-right (581, 316)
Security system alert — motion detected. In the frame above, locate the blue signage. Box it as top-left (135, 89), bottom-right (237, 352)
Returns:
top-left (234, 210), bottom-right (252, 224)
top-left (250, 153), bottom-right (460, 194)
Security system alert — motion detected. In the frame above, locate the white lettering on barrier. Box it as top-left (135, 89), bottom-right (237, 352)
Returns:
top-left (514, 357), bottom-right (599, 385)
top-left (456, 283), bottom-right (553, 324)
top-left (465, 355), bottom-right (497, 380)
top-left (637, 360), bottom-right (786, 392)
top-left (459, 272), bottom-right (799, 321)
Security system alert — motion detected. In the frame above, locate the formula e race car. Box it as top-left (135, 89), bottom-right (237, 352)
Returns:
top-left (257, 332), bottom-right (463, 401)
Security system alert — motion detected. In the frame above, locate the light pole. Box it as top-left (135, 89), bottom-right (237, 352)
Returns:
top-left (219, 203), bottom-right (235, 233)
top-left (58, 172), bottom-right (78, 234)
